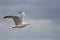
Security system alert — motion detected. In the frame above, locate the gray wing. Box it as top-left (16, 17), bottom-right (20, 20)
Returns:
top-left (4, 16), bottom-right (22, 25)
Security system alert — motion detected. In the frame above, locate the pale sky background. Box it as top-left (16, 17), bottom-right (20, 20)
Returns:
top-left (0, 0), bottom-right (60, 40)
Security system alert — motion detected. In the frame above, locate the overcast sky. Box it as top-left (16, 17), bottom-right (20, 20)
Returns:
top-left (0, 0), bottom-right (60, 40)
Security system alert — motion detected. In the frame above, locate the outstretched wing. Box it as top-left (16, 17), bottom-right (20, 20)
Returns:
top-left (18, 12), bottom-right (25, 22)
top-left (4, 11), bottom-right (25, 25)
top-left (4, 16), bottom-right (22, 25)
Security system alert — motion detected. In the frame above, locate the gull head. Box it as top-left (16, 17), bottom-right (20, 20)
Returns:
top-left (22, 22), bottom-right (30, 26)
top-left (24, 23), bottom-right (30, 26)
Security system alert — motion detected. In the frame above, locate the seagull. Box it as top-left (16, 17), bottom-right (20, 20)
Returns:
top-left (4, 11), bottom-right (30, 28)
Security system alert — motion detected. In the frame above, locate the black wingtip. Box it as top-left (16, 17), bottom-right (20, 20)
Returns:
top-left (4, 16), bottom-right (6, 18)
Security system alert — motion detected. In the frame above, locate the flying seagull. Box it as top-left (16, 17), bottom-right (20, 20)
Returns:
top-left (4, 11), bottom-right (30, 28)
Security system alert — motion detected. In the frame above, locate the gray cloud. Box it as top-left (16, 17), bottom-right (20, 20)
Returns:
top-left (0, 0), bottom-right (60, 19)
top-left (0, 0), bottom-right (60, 40)
top-left (0, 19), bottom-right (60, 40)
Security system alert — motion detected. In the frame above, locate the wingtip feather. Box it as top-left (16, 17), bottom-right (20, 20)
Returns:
top-left (3, 16), bottom-right (7, 18)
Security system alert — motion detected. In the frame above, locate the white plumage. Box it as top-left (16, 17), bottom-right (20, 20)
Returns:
top-left (4, 11), bottom-right (29, 28)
